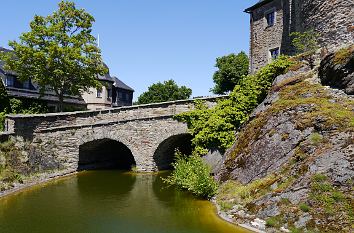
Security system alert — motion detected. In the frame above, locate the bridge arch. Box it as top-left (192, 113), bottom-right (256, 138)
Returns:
top-left (153, 133), bottom-right (193, 170)
top-left (78, 138), bottom-right (136, 171)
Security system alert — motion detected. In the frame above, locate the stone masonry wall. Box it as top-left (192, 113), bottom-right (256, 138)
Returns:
top-left (28, 118), bottom-right (188, 172)
top-left (249, 0), bottom-right (288, 72)
top-left (4, 96), bottom-right (225, 172)
top-left (297, 0), bottom-right (354, 51)
top-left (249, 0), bottom-right (353, 73)
top-left (5, 96), bottom-right (223, 137)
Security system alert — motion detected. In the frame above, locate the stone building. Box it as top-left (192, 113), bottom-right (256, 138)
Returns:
top-left (245, 0), bottom-right (354, 73)
top-left (81, 64), bottom-right (134, 110)
top-left (112, 76), bottom-right (134, 107)
top-left (0, 47), bottom-right (87, 112)
top-left (1, 47), bottom-right (134, 111)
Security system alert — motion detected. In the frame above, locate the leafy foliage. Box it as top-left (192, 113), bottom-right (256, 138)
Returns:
top-left (164, 151), bottom-right (218, 199)
top-left (290, 30), bottom-right (319, 68)
top-left (0, 97), bottom-right (48, 131)
top-left (0, 113), bottom-right (5, 131)
top-left (163, 151), bottom-right (218, 199)
top-left (0, 79), bottom-right (48, 131)
top-left (136, 79), bottom-right (192, 104)
top-left (291, 30), bottom-right (319, 54)
top-left (175, 56), bottom-right (294, 153)
top-left (0, 1), bottom-right (107, 111)
top-left (211, 52), bottom-right (249, 94)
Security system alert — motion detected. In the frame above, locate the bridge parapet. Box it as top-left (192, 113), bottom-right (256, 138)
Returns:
top-left (5, 96), bottom-right (227, 137)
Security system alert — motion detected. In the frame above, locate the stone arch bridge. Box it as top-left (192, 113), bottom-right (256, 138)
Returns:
top-left (3, 96), bottom-right (226, 173)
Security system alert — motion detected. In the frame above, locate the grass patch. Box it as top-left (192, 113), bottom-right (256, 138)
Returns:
top-left (309, 133), bottom-right (323, 145)
top-left (289, 227), bottom-right (302, 233)
top-left (299, 203), bottom-right (310, 212)
top-left (219, 201), bottom-right (234, 211)
top-left (217, 174), bottom-right (279, 207)
top-left (333, 45), bottom-right (354, 65)
top-left (309, 173), bottom-right (353, 230)
top-left (273, 81), bottom-right (354, 131)
top-left (265, 215), bottom-right (282, 227)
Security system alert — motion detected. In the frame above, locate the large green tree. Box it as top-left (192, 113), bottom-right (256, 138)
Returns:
top-left (0, 1), bottom-right (107, 111)
top-left (211, 52), bottom-right (249, 95)
top-left (136, 79), bottom-right (192, 104)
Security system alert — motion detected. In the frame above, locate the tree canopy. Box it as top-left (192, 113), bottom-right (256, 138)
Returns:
top-left (0, 1), bottom-right (107, 111)
top-left (211, 52), bottom-right (249, 95)
top-left (136, 79), bottom-right (192, 105)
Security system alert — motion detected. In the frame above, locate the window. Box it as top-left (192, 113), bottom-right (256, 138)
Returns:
top-left (270, 48), bottom-right (280, 60)
top-left (266, 11), bottom-right (275, 27)
top-left (5, 76), bottom-right (14, 87)
top-left (107, 88), bottom-right (112, 99)
top-left (96, 88), bottom-right (102, 98)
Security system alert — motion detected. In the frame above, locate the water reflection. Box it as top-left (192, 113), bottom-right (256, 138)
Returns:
top-left (0, 171), bottom-right (249, 233)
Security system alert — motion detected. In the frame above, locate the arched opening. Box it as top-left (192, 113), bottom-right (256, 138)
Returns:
top-left (78, 139), bottom-right (136, 171)
top-left (153, 134), bottom-right (193, 170)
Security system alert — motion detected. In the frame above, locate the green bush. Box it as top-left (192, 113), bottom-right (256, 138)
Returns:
top-left (0, 112), bottom-right (5, 131)
top-left (0, 97), bottom-right (48, 131)
top-left (163, 151), bottom-right (218, 199)
top-left (175, 56), bottom-right (295, 153)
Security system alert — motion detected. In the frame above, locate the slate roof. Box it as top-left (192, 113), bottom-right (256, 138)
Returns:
top-left (97, 63), bottom-right (115, 82)
top-left (244, 0), bottom-right (274, 13)
top-left (6, 87), bottom-right (87, 105)
top-left (112, 76), bottom-right (134, 92)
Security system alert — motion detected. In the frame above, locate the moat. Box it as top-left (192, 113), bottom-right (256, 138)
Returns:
top-left (0, 171), bottom-right (248, 233)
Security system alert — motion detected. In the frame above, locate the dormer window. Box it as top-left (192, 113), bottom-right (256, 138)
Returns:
top-left (266, 11), bottom-right (275, 27)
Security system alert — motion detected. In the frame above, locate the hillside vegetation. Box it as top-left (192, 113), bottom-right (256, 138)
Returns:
top-left (215, 46), bottom-right (354, 232)
top-left (170, 45), bottom-right (353, 232)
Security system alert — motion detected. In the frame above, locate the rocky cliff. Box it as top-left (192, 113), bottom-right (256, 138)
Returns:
top-left (215, 46), bottom-right (354, 232)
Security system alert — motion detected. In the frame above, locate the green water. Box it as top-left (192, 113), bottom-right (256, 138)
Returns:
top-left (0, 171), bottom-right (249, 233)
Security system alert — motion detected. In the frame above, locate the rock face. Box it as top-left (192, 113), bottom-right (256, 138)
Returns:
top-left (319, 46), bottom-right (354, 95)
top-left (216, 57), bottom-right (354, 232)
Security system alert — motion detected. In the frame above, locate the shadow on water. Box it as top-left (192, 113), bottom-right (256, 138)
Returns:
top-left (76, 170), bottom-right (137, 199)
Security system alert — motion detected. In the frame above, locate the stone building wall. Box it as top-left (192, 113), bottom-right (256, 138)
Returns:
top-left (249, 0), bottom-right (288, 72)
top-left (248, 0), bottom-right (353, 73)
top-left (296, 0), bottom-right (354, 51)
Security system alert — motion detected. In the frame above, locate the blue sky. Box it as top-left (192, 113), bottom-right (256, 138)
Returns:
top-left (0, 0), bottom-right (258, 100)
